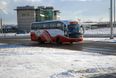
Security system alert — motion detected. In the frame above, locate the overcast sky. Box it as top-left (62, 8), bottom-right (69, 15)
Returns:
top-left (0, 0), bottom-right (113, 24)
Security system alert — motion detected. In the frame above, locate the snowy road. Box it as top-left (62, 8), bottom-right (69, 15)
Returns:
top-left (0, 44), bottom-right (116, 78)
top-left (0, 38), bottom-right (116, 55)
top-left (0, 39), bottom-right (116, 78)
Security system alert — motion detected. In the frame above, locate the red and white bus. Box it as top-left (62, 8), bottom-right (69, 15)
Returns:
top-left (30, 20), bottom-right (83, 44)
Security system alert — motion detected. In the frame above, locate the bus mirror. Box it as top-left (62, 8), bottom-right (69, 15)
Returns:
top-left (80, 25), bottom-right (85, 34)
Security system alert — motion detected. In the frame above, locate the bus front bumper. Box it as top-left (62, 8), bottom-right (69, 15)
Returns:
top-left (61, 36), bottom-right (83, 43)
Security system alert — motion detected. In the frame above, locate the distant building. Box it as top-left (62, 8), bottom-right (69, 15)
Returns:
top-left (53, 10), bottom-right (60, 20)
top-left (35, 6), bottom-right (45, 22)
top-left (2, 24), bottom-right (17, 33)
top-left (15, 6), bottom-right (35, 32)
top-left (15, 6), bottom-right (60, 32)
top-left (35, 6), bottom-right (60, 21)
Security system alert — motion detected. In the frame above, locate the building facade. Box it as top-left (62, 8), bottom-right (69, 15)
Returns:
top-left (16, 6), bottom-right (60, 32)
top-left (53, 10), bottom-right (60, 20)
top-left (15, 6), bottom-right (35, 32)
top-left (35, 6), bottom-right (60, 22)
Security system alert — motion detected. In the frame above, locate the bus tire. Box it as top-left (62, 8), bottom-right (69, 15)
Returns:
top-left (56, 38), bottom-right (62, 44)
top-left (38, 37), bottom-right (44, 44)
top-left (70, 42), bottom-right (73, 44)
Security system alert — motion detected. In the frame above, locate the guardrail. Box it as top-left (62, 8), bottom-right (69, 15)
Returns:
top-left (83, 27), bottom-right (116, 37)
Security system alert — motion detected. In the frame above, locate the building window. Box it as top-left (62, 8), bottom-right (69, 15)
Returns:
top-left (22, 13), bottom-right (30, 17)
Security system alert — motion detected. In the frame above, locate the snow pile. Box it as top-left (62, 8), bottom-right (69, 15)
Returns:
top-left (84, 27), bottom-right (116, 37)
top-left (85, 27), bottom-right (116, 35)
top-left (0, 33), bottom-right (30, 38)
top-left (84, 38), bottom-right (116, 43)
top-left (0, 45), bottom-right (116, 78)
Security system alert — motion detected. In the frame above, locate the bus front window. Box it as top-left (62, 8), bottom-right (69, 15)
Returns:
top-left (68, 24), bottom-right (81, 38)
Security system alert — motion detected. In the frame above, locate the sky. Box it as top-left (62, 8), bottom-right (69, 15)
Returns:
top-left (0, 0), bottom-right (114, 24)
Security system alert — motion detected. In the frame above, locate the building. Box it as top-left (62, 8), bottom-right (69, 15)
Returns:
top-left (35, 6), bottom-right (45, 22)
top-left (15, 6), bottom-right (35, 32)
top-left (35, 6), bottom-right (60, 22)
top-left (44, 6), bottom-right (54, 20)
top-left (53, 10), bottom-right (60, 20)
top-left (15, 6), bottom-right (60, 32)
top-left (2, 24), bottom-right (17, 33)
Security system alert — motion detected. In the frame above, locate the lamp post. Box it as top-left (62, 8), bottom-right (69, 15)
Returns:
top-left (110, 0), bottom-right (113, 39)
top-left (0, 18), bottom-right (2, 30)
top-left (114, 0), bottom-right (115, 27)
top-left (0, 9), bottom-right (3, 35)
top-left (0, 9), bottom-right (5, 37)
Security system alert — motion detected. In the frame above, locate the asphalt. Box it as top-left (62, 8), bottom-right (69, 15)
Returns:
top-left (0, 38), bottom-right (116, 55)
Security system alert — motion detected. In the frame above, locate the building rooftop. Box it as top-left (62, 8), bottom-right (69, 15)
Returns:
top-left (54, 10), bottom-right (60, 13)
top-left (15, 6), bottom-right (35, 10)
top-left (45, 6), bottom-right (54, 9)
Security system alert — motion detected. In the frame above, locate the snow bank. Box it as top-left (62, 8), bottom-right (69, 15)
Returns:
top-left (0, 33), bottom-right (30, 39)
top-left (84, 38), bottom-right (116, 43)
top-left (84, 27), bottom-right (116, 37)
top-left (0, 45), bottom-right (116, 78)
top-left (84, 27), bottom-right (116, 35)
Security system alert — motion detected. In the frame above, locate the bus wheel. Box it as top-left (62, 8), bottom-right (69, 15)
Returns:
top-left (70, 42), bottom-right (73, 44)
top-left (56, 38), bottom-right (62, 44)
top-left (38, 38), bottom-right (44, 44)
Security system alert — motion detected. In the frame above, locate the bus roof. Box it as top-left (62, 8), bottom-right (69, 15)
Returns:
top-left (32, 20), bottom-right (77, 25)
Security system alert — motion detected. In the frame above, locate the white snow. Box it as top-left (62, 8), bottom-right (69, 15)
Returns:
top-left (84, 38), bottom-right (116, 43)
top-left (84, 27), bottom-right (116, 35)
top-left (84, 27), bottom-right (116, 37)
top-left (0, 45), bottom-right (116, 78)
top-left (0, 33), bottom-right (30, 38)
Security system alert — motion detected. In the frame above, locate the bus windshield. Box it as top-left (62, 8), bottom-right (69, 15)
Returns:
top-left (68, 23), bottom-right (81, 38)
top-left (68, 24), bottom-right (79, 33)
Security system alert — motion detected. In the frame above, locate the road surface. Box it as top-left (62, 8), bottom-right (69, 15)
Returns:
top-left (0, 38), bottom-right (116, 55)
top-left (0, 38), bottom-right (116, 78)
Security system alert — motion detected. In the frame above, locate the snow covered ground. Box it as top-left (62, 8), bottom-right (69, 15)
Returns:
top-left (84, 27), bottom-right (116, 37)
top-left (0, 33), bottom-right (30, 38)
top-left (0, 44), bottom-right (116, 78)
top-left (85, 27), bottom-right (116, 35)
top-left (84, 37), bottom-right (116, 43)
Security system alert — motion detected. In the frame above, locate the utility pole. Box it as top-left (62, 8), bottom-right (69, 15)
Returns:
top-left (110, 0), bottom-right (113, 39)
top-left (114, 0), bottom-right (115, 27)
top-left (0, 9), bottom-right (4, 37)
top-left (0, 9), bottom-right (3, 34)
top-left (0, 18), bottom-right (2, 29)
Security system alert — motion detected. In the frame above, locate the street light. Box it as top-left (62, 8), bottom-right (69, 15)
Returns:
top-left (114, 0), bottom-right (115, 28)
top-left (0, 9), bottom-right (3, 34)
top-left (0, 9), bottom-right (5, 37)
top-left (110, 0), bottom-right (113, 39)
top-left (0, 18), bottom-right (2, 29)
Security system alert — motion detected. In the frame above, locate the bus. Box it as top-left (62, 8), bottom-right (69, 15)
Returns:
top-left (30, 20), bottom-right (83, 44)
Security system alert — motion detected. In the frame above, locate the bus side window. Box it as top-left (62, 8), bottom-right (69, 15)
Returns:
top-left (33, 23), bottom-right (37, 30)
top-left (56, 22), bottom-right (63, 30)
top-left (37, 23), bottom-right (40, 29)
top-left (49, 23), bottom-right (54, 29)
top-left (47, 23), bottom-right (50, 29)
top-left (43, 24), bottom-right (46, 29)
top-left (56, 23), bottom-right (61, 28)
top-left (36, 23), bottom-right (39, 29)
